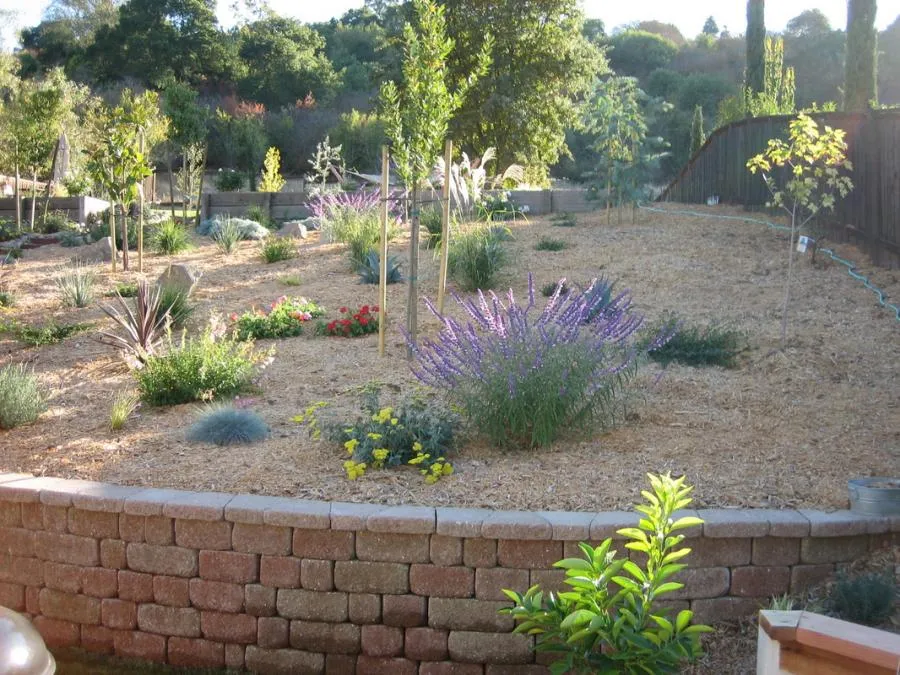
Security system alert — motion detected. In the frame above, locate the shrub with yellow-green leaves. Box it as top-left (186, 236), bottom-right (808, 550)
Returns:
top-left (296, 390), bottom-right (458, 483)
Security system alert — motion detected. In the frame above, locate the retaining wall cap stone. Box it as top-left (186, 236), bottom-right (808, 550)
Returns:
top-left (162, 492), bottom-right (234, 521)
top-left (124, 489), bottom-right (200, 517)
top-left (0, 477), bottom-right (103, 506)
top-left (435, 508), bottom-right (494, 538)
top-left (589, 512), bottom-right (640, 540)
top-left (367, 506), bottom-right (436, 534)
top-left (71, 484), bottom-right (149, 513)
top-left (758, 510), bottom-right (811, 538)
top-left (797, 510), bottom-right (870, 537)
top-left (481, 512), bottom-right (552, 540)
top-left (330, 502), bottom-right (384, 531)
top-left (697, 509), bottom-right (770, 538)
top-left (537, 511), bottom-right (594, 540)
top-left (0, 473), bottom-right (34, 485)
top-left (225, 494), bottom-right (331, 529)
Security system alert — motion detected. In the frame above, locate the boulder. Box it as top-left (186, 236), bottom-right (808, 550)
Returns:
top-left (301, 217), bottom-right (321, 231)
top-left (277, 221), bottom-right (308, 239)
top-left (70, 236), bottom-right (120, 263)
top-left (158, 263), bottom-right (201, 296)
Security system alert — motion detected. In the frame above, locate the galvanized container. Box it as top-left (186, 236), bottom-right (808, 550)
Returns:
top-left (848, 477), bottom-right (900, 516)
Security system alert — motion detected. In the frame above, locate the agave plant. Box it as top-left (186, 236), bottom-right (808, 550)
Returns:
top-left (99, 279), bottom-right (171, 365)
top-left (358, 250), bottom-right (403, 285)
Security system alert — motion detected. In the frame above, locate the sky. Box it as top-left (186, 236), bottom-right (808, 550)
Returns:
top-left (3, 0), bottom-right (899, 49)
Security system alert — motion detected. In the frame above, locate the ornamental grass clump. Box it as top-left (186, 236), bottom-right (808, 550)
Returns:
top-left (187, 405), bottom-right (269, 446)
top-left (306, 190), bottom-right (400, 268)
top-left (409, 275), bottom-right (671, 448)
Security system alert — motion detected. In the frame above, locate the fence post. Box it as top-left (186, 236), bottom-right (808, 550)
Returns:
top-left (378, 146), bottom-right (389, 358)
top-left (437, 140), bottom-right (452, 314)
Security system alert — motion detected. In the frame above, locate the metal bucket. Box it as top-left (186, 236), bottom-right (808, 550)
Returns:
top-left (848, 477), bottom-right (900, 516)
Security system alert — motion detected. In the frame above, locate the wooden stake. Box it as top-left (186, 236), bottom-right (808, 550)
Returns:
top-left (437, 140), bottom-right (452, 314)
top-left (378, 146), bottom-right (389, 357)
top-left (138, 131), bottom-right (144, 273)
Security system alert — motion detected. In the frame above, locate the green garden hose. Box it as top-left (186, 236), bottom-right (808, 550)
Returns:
top-left (637, 204), bottom-right (900, 323)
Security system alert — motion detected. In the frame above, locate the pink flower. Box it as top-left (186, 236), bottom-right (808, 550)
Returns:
top-left (229, 313), bottom-right (238, 322)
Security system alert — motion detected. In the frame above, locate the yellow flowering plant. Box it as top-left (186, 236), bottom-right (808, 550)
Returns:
top-left (309, 389), bottom-right (458, 483)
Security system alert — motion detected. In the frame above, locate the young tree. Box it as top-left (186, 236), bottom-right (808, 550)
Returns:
top-left (216, 104), bottom-right (267, 191)
top-left (162, 80), bottom-right (209, 220)
top-left (259, 147), bottom-right (285, 193)
top-left (690, 105), bottom-right (706, 155)
top-left (380, 0), bottom-right (490, 350)
top-left (747, 113), bottom-right (853, 345)
top-left (746, 0), bottom-right (766, 94)
top-left (843, 0), bottom-right (878, 110)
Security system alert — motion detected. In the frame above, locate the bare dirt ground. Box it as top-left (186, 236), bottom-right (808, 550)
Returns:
top-left (0, 205), bottom-right (897, 513)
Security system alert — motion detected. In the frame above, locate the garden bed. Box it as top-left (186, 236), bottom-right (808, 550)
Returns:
top-left (0, 206), bottom-right (897, 512)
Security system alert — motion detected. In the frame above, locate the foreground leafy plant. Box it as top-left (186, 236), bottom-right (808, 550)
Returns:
top-left (4, 320), bottom-right (92, 346)
top-left (212, 217), bottom-right (243, 254)
top-left (260, 236), bottom-right (297, 264)
top-left (230, 296), bottom-right (325, 340)
top-left (318, 305), bottom-right (379, 337)
top-left (158, 285), bottom-right (193, 328)
top-left (152, 219), bottom-right (192, 255)
top-left (501, 472), bottom-right (712, 674)
top-left (446, 225), bottom-right (508, 291)
top-left (187, 405), bottom-right (269, 446)
top-left (409, 275), bottom-right (670, 447)
top-left (136, 330), bottom-right (266, 406)
top-left (534, 236), bottom-right (567, 252)
top-left (0, 364), bottom-right (46, 429)
top-left (826, 572), bottom-right (896, 626)
top-left (648, 318), bottom-right (746, 369)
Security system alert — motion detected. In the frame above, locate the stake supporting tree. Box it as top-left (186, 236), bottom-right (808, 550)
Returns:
top-left (437, 139), bottom-right (452, 314)
top-left (378, 146), bottom-right (390, 358)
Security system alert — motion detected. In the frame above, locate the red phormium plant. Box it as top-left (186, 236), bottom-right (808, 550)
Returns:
top-left (319, 305), bottom-right (379, 337)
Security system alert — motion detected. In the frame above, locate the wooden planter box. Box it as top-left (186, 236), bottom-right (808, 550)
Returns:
top-left (757, 610), bottom-right (900, 674)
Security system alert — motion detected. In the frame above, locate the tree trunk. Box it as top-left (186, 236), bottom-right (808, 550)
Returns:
top-left (138, 133), bottom-right (145, 273)
top-left (30, 171), bottom-right (37, 231)
top-left (167, 160), bottom-right (176, 220)
top-left (843, 0), bottom-right (878, 110)
top-left (109, 202), bottom-right (118, 274)
top-left (406, 184), bottom-right (420, 359)
top-left (606, 175), bottom-right (611, 226)
top-left (194, 147), bottom-right (207, 228)
top-left (780, 205), bottom-right (798, 347)
top-left (121, 202), bottom-right (130, 271)
top-left (13, 161), bottom-right (21, 232)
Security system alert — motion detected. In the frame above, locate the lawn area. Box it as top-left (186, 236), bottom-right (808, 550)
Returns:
top-left (0, 205), bottom-right (897, 512)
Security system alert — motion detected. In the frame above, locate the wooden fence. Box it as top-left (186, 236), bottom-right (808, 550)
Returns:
top-left (199, 188), bottom-right (594, 222)
top-left (0, 196), bottom-right (110, 226)
top-left (660, 110), bottom-right (900, 267)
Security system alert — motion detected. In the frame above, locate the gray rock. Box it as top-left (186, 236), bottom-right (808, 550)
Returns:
top-left (70, 236), bottom-right (120, 263)
top-left (277, 221), bottom-right (308, 239)
top-left (158, 263), bottom-right (201, 296)
top-left (301, 217), bottom-right (320, 231)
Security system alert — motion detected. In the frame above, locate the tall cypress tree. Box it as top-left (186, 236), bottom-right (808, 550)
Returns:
top-left (746, 0), bottom-right (766, 94)
top-left (844, 0), bottom-right (878, 110)
top-left (690, 105), bottom-right (706, 155)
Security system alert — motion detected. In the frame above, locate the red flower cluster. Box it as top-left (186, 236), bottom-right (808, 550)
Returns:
top-left (323, 305), bottom-right (380, 338)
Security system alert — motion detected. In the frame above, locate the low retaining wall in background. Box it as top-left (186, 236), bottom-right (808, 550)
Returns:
top-left (0, 473), bottom-right (896, 674)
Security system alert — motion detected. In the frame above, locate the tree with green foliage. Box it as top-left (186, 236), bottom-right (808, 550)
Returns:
top-left (843, 0), bottom-right (878, 111)
top-left (746, 0), bottom-right (766, 94)
top-left (215, 106), bottom-right (267, 191)
top-left (690, 105), bottom-right (705, 155)
top-left (236, 17), bottom-right (341, 108)
top-left (747, 113), bottom-right (853, 345)
top-left (783, 10), bottom-right (844, 108)
top-left (718, 36), bottom-right (795, 127)
top-left (86, 90), bottom-right (167, 271)
top-left (702, 16), bottom-right (719, 36)
top-left (442, 0), bottom-right (602, 180)
top-left (380, 0), bottom-right (490, 350)
top-left (161, 79), bottom-right (209, 220)
top-left (607, 31), bottom-right (677, 81)
top-left (879, 16), bottom-right (900, 103)
top-left (87, 0), bottom-right (236, 87)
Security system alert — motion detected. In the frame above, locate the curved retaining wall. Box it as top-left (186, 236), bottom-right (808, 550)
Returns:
top-left (0, 473), bottom-right (897, 674)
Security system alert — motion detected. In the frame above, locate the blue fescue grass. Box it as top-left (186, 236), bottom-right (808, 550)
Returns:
top-left (186, 405), bottom-right (269, 446)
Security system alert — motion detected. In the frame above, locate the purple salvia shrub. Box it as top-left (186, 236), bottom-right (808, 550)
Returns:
top-left (409, 275), bottom-right (671, 448)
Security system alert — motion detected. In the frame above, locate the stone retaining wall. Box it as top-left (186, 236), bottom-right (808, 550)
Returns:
top-left (0, 473), bottom-right (896, 674)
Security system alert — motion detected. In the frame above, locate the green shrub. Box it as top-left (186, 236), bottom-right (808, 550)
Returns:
top-left (152, 220), bottom-right (192, 255)
top-left (421, 207), bottom-right (444, 249)
top-left (56, 263), bottom-right (96, 308)
top-left (0, 364), bottom-right (46, 429)
top-left (278, 274), bottom-right (302, 286)
top-left (0, 292), bottom-right (14, 308)
top-left (5, 320), bottom-right (92, 346)
top-left (214, 169), bottom-right (244, 192)
top-left (187, 405), bottom-right (269, 446)
top-left (314, 389), bottom-right (457, 483)
top-left (231, 296), bottom-right (325, 340)
top-left (40, 211), bottom-right (78, 234)
top-left (540, 280), bottom-right (569, 298)
top-left (136, 331), bottom-right (263, 406)
top-left (106, 282), bottom-right (139, 298)
top-left (245, 205), bottom-right (277, 231)
top-left (109, 391), bottom-right (140, 431)
top-left (212, 216), bottom-right (243, 254)
top-left (158, 286), bottom-right (193, 328)
top-left (826, 572), bottom-right (896, 626)
top-left (534, 236), bottom-right (567, 252)
top-left (358, 250), bottom-right (403, 285)
top-left (550, 212), bottom-right (577, 227)
top-left (329, 109), bottom-right (386, 172)
top-left (328, 204), bottom-right (396, 269)
top-left (260, 236), bottom-right (297, 264)
top-left (501, 473), bottom-right (712, 673)
top-left (447, 225), bottom-right (508, 291)
top-left (59, 231), bottom-right (87, 247)
top-left (648, 319), bottom-right (746, 369)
